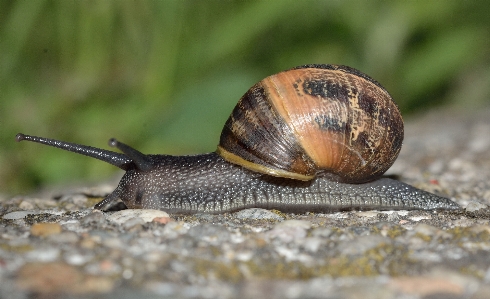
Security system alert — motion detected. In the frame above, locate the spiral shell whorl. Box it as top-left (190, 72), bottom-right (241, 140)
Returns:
top-left (218, 64), bottom-right (404, 183)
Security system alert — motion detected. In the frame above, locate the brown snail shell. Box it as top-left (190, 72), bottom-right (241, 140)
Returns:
top-left (217, 64), bottom-right (404, 183)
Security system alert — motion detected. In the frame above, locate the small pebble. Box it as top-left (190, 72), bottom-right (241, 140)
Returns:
top-left (234, 208), bottom-right (284, 220)
top-left (2, 211), bottom-right (34, 220)
top-left (81, 210), bottom-right (107, 225)
top-left (107, 209), bottom-right (170, 224)
top-left (265, 225), bottom-right (308, 243)
top-left (18, 201), bottom-right (35, 210)
top-left (409, 214), bottom-right (432, 222)
top-left (327, 212), bottom-right (348, 219)
top-left (60, 219), bottom-right (83, 232)
top-left (26, 247), bottom-right (61, 262)
top-left (64, 251), bottom-right (93, 266)
top-left (465, 200), bottom-right (488, 212)
top-left (30, 223), bottom-right (62, 237)
top-left (85, 260), bottom-right (122, 276)
top-left (302, 237), bottom-right (323, 253)
top-left (151, 216), bottom-right (171, 224)
top-left (158, 221), bottom-right (190, 239)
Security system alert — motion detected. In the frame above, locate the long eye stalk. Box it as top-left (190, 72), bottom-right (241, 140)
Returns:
top-left (16, 133), bottom-right (133, 170)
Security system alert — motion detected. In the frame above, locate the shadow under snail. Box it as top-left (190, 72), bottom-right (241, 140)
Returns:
top-left (16, 64), bottom-right (460, 214)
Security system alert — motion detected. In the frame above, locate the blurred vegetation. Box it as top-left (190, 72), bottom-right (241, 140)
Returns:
top-left (1, 0), bottom-right (489, 196)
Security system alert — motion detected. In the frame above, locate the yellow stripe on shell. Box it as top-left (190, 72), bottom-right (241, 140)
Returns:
top-left (216, 146), bottom-right (314, 181)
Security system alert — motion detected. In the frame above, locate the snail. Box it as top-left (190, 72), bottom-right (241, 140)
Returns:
top-left (16, 64), bottom-right (460, 214)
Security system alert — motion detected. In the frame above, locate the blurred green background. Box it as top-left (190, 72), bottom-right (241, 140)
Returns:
top-left (1, 0), bottom-right (489, 196)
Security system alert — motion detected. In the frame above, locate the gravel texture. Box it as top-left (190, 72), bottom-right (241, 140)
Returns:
top-left (1, 108), bottom-right (490, 299)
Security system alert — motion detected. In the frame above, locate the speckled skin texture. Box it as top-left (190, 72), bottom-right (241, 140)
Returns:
top-left (96, 153), bottom-right (460, 214)
top-left (17, 133), bottom-right (460, 214)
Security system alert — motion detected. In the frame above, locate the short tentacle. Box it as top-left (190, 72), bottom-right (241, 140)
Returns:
top-left (108, 138), bottom-right (153, 171)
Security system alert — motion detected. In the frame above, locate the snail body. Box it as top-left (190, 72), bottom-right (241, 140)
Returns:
top-left (16, 64), bottom-right (460, 213)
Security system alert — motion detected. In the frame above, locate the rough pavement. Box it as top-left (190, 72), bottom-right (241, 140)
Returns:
top-left (1, 108), bottom-right (490, 299)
